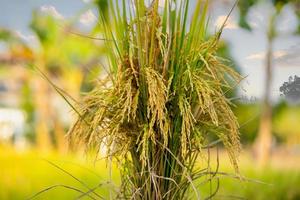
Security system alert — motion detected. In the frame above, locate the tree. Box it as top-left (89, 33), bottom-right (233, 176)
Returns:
top-left (279, 75), bottom-right (300, 104)
top-left (0, 11), bottom-right (102, 152)
top-left (238, 0), bottom-right (300, 165)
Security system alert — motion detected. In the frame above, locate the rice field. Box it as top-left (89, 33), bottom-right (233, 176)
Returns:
top-left (1, 147), bottom-right (299, 200)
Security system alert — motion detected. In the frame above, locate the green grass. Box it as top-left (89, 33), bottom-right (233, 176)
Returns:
top-left (215, 169), bottom-right (300, 200)
top-left (0, 147), bottom-right (119, 200)
top-left (1, 147), bottom-right (299, 200)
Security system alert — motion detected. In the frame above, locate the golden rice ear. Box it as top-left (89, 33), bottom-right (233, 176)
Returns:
top-left (68, 0), bottom-right (241, 199)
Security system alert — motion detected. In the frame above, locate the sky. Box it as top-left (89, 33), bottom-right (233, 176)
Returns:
top-left (0, 0), bottom-right (299, 103)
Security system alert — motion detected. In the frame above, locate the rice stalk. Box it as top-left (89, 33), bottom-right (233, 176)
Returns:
top-left (69, 0), bottom-right (241, 199)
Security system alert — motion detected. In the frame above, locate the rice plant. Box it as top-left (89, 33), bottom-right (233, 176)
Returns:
top-left (69, 0), bottom-right (241, 199)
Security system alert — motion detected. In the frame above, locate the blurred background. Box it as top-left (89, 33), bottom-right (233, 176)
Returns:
top-left (0, 0), bottom-right (299, 199)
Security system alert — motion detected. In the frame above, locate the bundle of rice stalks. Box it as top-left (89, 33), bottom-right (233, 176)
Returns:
top-left (69, 0), bottom-right (241, 199)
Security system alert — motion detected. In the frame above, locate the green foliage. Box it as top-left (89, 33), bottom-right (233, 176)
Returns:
top-left (238, 0), bottom-right (300, 34)
top-left (20, 81), bottom-right (36, 142)
top-left (238, 0), bottom-right (259, 30)
top-left (30, 11), bottom-right (101, 74)
top-left (273, 102), bottom-right (300, 144)
top-left (0, 10), bottom-right (103, 146)
top-left (233, 103), bottom-right (260, 143)
top-left (69, 0), bottom-right (241, 199)
top-left (30, 11), bottom-right (60, 46)
top-left (216, 41), bottom-right (241, 98)
top-left (273, 0), bottom-right (290, 11)
top-left (296, 4), bottom-right (300, 34)
top-left (0, 28), bottom-right (16, 41)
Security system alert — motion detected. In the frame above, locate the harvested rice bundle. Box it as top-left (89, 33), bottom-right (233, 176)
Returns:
top-left (69, 1), bottom-right (241, 199)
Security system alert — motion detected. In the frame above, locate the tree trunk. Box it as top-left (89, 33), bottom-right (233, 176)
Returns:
top-left (34, 58), bottom-right (53, 152)
top-left (254, 14), bottom-right (276, 166)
